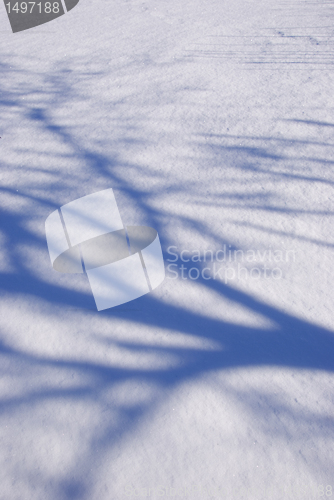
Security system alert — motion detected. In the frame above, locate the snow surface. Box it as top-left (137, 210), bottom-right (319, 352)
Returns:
top-left (1, 0), bottom-right (334, 498)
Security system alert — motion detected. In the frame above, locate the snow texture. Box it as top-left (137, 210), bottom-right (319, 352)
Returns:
top-left (0, 0), bottom-right (334, 498)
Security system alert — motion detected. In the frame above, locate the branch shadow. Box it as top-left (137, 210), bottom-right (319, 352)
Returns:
top-left (0, 55), bottom-right (334, 499)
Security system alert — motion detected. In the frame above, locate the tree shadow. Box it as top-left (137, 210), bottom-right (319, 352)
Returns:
top-left (0, 55), bottom-right (334, 499)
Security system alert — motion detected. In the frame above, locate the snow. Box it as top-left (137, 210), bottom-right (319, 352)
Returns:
top-left (0, 0), bottom-right (334, 498)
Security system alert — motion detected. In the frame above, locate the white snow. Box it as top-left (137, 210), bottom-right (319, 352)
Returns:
top-left (0, 0), bottom-right (334, 498)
